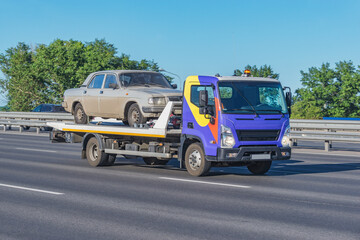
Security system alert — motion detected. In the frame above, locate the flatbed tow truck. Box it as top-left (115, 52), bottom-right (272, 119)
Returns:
top-left (48, 72), bottom-right (292, 176)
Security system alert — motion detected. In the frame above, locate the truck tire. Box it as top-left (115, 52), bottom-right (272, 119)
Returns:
top-left (185, 143), bottom-right (211, 176)
top-left (247, 161), bottom-right (272, 175)
top-left (143, 157), bottom-right (169, 165)
top-left (106, 154), bottom-right (117, 166)
top-left (86, 137), bottom-right (108, 167)
top-left (127, 103), bottom-right (146, 126)
top-left (74, 103), bottom-right (88, 124)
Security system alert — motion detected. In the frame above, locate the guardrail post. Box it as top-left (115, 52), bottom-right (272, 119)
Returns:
top-left (3, 125), bottom-right (6, 132)
top-left (36, 127), bottom-right (40, 134)
top-left (325, 141), bottom-right (330, 152)
top-left (19, 126), bottom-right (22, 133)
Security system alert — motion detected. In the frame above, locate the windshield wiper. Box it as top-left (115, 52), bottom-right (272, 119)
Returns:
top-left (230, 83), bottom-right (259, 117)
top-left (257, 109), bottom-right (284, 117)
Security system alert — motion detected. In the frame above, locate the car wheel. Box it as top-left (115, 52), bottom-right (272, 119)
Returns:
top-left (21, 126), bottom-right (30, 131)
top-left (74, 103), bottom-right (88, 124)
top-left (127, 103), bottom-right (146, 126)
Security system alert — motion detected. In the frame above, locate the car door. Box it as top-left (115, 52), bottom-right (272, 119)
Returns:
top-left (98, 73), bottom-right (122, 117)
top-left (83, 74), bottom-right (105, 115)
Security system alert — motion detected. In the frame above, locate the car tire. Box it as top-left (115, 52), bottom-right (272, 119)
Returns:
top-left (74, 103), bottom-right (88, 124)
top-left (247, 161), bottom-right (272, 175)
top-left (185, 143), bottom-right (211, 177)
top-left (143, 157), bottom-right (169, 165)
top-left (127, 103), bottom-right (146, 126)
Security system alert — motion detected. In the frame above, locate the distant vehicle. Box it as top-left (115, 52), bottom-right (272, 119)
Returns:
top-left (32, 104), bottom-right (66, 113)
top-left (22, 104), bottom-right (66, 131)
top-left (62, 70), bottom-right (182, 126)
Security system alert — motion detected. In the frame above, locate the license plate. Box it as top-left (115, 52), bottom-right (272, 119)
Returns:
top-left (251, 154), bottom-right (271, 160)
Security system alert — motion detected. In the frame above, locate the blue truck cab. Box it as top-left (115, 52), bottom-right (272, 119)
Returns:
top-left (180, 72), bottom-right (292, 176)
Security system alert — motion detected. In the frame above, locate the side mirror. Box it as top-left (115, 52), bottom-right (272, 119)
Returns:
top-left (171, 84), bottom-right (177, 89)
top-left (109, 83), bottom-right (119, 89)
top-left (199, 90), bottom-right (208, 107)
top-left (286, 91), bottom-right (292, 107)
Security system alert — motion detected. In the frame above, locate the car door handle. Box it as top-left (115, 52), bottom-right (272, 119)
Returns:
top-left (83, 90), bottom-right (87, 94)
top-left (100, 91), bottom-right (103, 94)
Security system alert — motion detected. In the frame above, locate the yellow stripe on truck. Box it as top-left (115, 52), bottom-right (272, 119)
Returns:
top-left (62, 128), bottom-right (166, 138)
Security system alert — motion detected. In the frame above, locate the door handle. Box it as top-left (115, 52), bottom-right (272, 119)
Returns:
top-left (100, 91), bottom-right (103, 94)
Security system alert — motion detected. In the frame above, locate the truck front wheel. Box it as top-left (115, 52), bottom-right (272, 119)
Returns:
top-left (185, 143), bottom-right (211, 176)
top-left (86, 137), bottom-right (109, 167)
top-left (247, 161), bottom-right (272, 175)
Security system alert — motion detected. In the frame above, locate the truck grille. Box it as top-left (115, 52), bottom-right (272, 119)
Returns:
top-left (236, 130), bottom-right (280, 141)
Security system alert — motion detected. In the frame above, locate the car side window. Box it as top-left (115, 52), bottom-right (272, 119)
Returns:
top-left (120, 74), bottom-right (131, 87)
top-left (88, 74), bottom-right (105, 89)
top-left (104, 74), bottom-right (117, 88)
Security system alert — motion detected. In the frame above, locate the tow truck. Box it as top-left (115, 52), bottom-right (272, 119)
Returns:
top-left (48, 71), bottom-right (292, 176)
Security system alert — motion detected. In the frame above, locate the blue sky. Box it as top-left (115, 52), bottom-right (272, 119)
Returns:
top-left (1, 0), bottom-right (360, 105)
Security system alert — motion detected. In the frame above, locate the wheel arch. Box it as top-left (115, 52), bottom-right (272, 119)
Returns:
top-left (179, 134), bottom-right (203, 163)
top-left (123, 101), bottom-right (137, 121)
top-left (72, 101), bottom-right (81, 114)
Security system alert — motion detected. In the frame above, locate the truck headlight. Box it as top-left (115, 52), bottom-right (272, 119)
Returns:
top-left (281, 125), bottom-right (291, 147)
top-left (148, 97), bottom-right (166, 105)
top-left (221, 125), bottom-right (235, 148)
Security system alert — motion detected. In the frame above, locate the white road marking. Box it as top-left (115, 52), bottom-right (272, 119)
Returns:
top-left (0, 138), bottom-right (4, 140)
top-left (0, 183), bottom-right (64, 195)
top-left (15, 147), bottom-right (57, 153)
top-left (159, 177), bottom-right (251, 189)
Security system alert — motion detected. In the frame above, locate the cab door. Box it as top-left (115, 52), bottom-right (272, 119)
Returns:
top-left (98, 74), bottom-right (122, 117)
top-left (83, 74), bottom-right (105, 115)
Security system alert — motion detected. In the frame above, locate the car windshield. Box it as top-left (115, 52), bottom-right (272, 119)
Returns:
top-left (120, 72), bottom-right (172, 88)
top-left (218, 81), bottom-right (288, 114)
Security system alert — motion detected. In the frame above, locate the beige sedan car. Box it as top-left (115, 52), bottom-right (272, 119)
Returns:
top-left (63, 70), bottom-right (182, 126)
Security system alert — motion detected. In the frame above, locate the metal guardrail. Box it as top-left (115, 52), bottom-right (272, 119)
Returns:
top-left (0, 112), bottom-right (73, 134)
top-left (290, 119), bottom-right (360, 151)
top-left (0, 113), bottom-right (359, 151)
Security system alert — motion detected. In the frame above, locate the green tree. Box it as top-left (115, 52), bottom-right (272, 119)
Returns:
top-left (0, 39), bottom-right (162, 111)
top-left (292, 61), bottom-right (360, 119)
top-left (234, 64), bottom-right (279, 79)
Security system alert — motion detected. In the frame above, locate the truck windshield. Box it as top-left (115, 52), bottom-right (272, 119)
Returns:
top-left (218, 81), bottom-right (288, 115)
top-left (120, 73), bottom-right (172, 88)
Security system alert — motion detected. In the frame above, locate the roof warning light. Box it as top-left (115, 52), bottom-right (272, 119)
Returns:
top-left (242, 69), bottom-right (251, 77)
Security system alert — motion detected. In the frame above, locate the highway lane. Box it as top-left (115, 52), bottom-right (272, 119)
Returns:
top-left (0, 132), bottom-right (359, 240)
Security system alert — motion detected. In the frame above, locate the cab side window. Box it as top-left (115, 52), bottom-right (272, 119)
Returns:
top-left (190, 86), bottom-right (215, 107)
top-left (88, 74), bottom-right (105, 89)
top-left (104, 74), bottom-right (117, 88)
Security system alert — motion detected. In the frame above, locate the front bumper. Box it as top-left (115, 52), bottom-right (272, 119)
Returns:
top-left (206, 146), bottom-right (291, 162)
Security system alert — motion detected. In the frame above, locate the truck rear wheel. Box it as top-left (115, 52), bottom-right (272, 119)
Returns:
top-left (185, 143), bottom-right (211, 176)
top-left (86, 137), bottom-right (108, 167)
top-left (74, 103), bottom-right (88, 124)
top-left (143, 157), bottom-right (169, 165)
top-left (247, 161), bottom-right (272, 175)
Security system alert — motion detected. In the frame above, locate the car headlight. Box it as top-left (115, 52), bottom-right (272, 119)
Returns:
top-left (148, 97), bottom-right (166, 105)
top-left (281, 125), bottom-right (291, 147)
top-left (221, 125), bottom-right (235, 148)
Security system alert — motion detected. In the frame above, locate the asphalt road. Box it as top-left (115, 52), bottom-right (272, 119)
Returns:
top-left (0, 132), bottom-right (359, 240)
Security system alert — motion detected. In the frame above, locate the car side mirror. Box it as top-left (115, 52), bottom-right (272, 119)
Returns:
top-left (171, 84), bottom-right (177, 89)
top-left (109, 83), bottom-right (119, 89)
